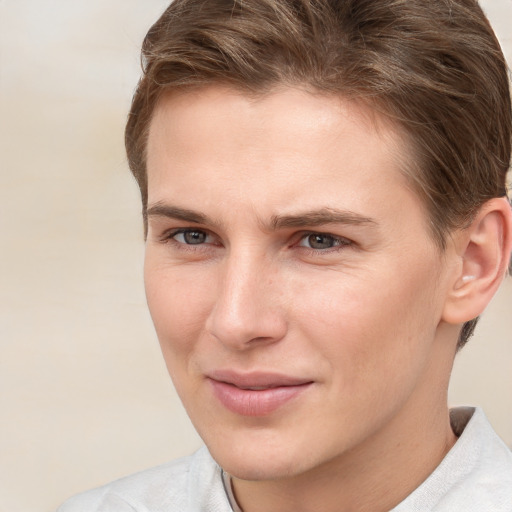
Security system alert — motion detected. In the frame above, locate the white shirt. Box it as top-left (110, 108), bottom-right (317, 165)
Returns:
top-left (57, 407), bottom-right (512, 511)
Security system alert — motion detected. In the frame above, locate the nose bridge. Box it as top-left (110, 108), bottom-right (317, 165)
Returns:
top-left (206, 244), bottom-right (286, 348)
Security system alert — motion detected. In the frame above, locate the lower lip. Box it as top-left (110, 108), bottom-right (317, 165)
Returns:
top-left (208, 379), bottom-right (312, 416)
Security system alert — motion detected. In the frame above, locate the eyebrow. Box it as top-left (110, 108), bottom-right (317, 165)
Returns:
top-left (145, 203), bottom-right (211, 226)
top-left (270, 208), bottom-right (377, 230)
top-left (146, 203), bottom-right (377, 230)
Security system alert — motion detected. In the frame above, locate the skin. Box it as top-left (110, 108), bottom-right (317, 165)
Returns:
top-left (144, 85), bottom-right (467, 512)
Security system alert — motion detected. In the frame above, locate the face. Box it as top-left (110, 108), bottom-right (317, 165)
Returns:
top-left (144, 86), bottom-right (456, 481)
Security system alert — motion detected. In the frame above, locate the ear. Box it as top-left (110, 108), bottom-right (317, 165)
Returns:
top-left (442, 197), bottom-right (512, 325)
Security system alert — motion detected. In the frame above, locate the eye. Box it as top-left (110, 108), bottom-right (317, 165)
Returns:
top-left (172, 229), bottom-right (212, 245)
top-left (298, 232), bottom-right (351, 250)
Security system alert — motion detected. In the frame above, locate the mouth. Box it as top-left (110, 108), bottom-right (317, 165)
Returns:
top-left (235, 385), bottom-right (280, 390)
top-left (206, 370), bottom-right (314, 416)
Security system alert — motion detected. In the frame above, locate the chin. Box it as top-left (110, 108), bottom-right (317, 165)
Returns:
top-left (216, 451), bottom-right (301, 481)
top-left (203, 428), bottom-right (322, 481)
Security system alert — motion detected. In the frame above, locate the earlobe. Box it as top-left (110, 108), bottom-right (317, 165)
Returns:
top-left (443, 197), bottom-right (512, 325)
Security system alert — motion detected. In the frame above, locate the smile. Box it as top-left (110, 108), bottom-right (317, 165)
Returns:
top-left (207, 371), bottom-right (313, 416)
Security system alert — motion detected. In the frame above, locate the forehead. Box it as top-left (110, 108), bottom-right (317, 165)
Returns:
top-left (146, 85), bottom-right (427, 234)
top-left (148, 85), bottom-right (403, 150)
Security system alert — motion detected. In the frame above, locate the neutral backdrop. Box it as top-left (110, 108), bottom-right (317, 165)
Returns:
top-left (0, 1), bottom-right (511, 511)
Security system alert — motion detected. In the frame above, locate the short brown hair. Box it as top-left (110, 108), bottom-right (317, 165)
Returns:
top-left (125, 0), bottom-right (511, 348)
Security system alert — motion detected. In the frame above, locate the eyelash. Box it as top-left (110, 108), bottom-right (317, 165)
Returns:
top-left (297, 232), bottom-right (352, 252)
top-left (161, 228), bottom-right (352, 255)
top-left (161, 228), bottom-right (218, 251)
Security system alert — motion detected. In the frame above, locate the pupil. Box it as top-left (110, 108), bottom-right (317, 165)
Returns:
top-left (309, 234), bottom-right (333, 249)
top-left (184, 231), bottom-right (206, 244)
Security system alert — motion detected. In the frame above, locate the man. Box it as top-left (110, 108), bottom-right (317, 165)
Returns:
top-left (59, 0), bottom-right (512, 510)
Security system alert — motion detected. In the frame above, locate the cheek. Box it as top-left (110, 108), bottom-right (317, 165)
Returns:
top-left (290, 263), bottom-right (442, 387)
top-left (144, 259), bottom-right (214, 360)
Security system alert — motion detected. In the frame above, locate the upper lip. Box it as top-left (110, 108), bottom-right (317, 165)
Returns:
top-left (207, 369), bottom-right (313, 389)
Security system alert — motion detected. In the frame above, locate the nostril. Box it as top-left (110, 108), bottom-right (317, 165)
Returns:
top-left (205, 304), bottom-right (287, 350)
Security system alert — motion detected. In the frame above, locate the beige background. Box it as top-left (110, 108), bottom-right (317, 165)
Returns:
top-left (0, 1), bottom-right (511, 511)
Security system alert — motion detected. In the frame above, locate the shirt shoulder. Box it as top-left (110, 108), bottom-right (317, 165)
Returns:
top-left (393, 407), bottom-right (512, 512)
top-left (56, 446), bottom-right (232, 512)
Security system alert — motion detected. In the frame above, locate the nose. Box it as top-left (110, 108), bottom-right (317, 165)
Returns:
top-left (205, 249), bottom-right (288, 350)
